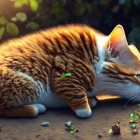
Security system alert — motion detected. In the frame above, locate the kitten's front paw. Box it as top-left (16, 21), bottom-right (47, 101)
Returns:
top-left (75, 108), bottom-right (92, 118)
top-left (32, 104), bottom-right (46, 113)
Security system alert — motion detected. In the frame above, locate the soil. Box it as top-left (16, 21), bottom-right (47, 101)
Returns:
top-left (0, 96), bottom-right (140, 140)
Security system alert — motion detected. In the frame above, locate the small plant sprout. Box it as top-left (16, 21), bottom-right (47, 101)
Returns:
top-left (64, 121), bottom-right (79, 135)
top-left (55, 73), bottom-right (72, 83)
top-left (128, 104), bottom-right (140, 134)
top-left (70, 125), bottom-right (74, 130)
top-left (65, 73), bottom-right (72, 76)
top-left (109, 128), bottom-right (113, 134)
top-left (131, 124), bottom-right (136, 128)
top-left (136, 115), bottom-right (140, 119)
top-left (129, 119), bottom-right (136, 123)
top-left (129, 113), bottom-right (134, 118)
top-left (70, 130), bottom-right (75, 134)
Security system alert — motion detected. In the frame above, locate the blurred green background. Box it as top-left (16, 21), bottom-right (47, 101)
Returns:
top-left (0, 0), bottom-right (140, 49)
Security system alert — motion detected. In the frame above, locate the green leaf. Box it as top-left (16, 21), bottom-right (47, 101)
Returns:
top-left (16, 12), bottom-right (27, 22)
top-left (133, 0), bottom-right (140, 6)
top-left (14, 1), bottom-right (23, 8)
top-left (6, 22), bottom-right (19, 36)
top-left (11, 17), bottom-right (18, 22)
top-left (0, 27), bottom-right (5, 40)
top-left (26, 21), bottom-right (40, 30)
top-left (0, 17), bottom-right (8, 25)
top-left (14, 0), bottom-right (28, 8)
top-left (75, 3), bottom-right (87, 17)
top-left (29, 0), bottom-right (38, 12)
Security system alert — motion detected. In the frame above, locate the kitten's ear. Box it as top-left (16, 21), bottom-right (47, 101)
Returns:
top-left (107, 25), bottom-right (140, 68)
top-left (107, 25), bottom-right (130, 58)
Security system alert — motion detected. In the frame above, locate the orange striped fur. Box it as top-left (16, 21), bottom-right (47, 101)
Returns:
top-left (0, 24), bottom-right (140, 118)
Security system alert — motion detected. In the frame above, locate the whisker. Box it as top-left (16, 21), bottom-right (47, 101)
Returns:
top-left (124, 95), bottom-right (138, 108)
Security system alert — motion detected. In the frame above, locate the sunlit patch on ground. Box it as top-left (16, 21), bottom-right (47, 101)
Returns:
top-left (97, 95), bottom-right (121, 101)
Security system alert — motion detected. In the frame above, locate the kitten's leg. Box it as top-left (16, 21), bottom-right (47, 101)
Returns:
top-left (88, 97), bottom-right (98, 109)
top-left (0, 67), bottom-right (46, 117)
top-left (51, 84), bottom-right (91, 118)
top-left (50, 54), bottom-right (96, 118)
top-left (0, 104), bottom-right (46, 118)
top-left (50, 73), bottom-right (93, 118)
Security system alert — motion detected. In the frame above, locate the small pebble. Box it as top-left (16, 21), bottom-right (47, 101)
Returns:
top-left (41, 121), bottom-right (50, 126)
top-left (98, 133), bottom-right (102, 138)
top-left (132, 129), bottom-right (139, 135)
top-left (35, 134), bottom-right (41, 138)
top-left (111, 124), bottom-right (120, 135)
top-left (75, 129), bottom-right (79, 133)
top-left (65, 121), bottom-right (73, 127)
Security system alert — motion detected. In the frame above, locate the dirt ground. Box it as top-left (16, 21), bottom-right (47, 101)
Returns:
top-left (0, 96), bottom-right (140, 140)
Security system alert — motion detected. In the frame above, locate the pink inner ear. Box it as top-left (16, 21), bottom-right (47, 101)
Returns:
top-left (107, 38), bottom-right (124, 58)
top-left (107, 25), bottom-right (128, 58)
top-left (110, 40), bottom-right (121, 57)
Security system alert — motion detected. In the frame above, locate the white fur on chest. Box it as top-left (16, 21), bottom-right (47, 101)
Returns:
top-left (93, 35), bottom-right (109, 73)
top-left (88, 35), bottom-right (110, 96)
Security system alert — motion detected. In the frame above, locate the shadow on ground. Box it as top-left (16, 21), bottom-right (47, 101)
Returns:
top-left (0, 96), bottom-right (139, 140)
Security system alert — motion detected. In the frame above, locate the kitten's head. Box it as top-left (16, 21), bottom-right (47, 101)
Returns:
top-left (100, 25), bottom-right (140, 102)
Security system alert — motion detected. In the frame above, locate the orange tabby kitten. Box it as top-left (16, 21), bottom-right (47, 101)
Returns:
top-left (0, 24), bottom-right (140, 118)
